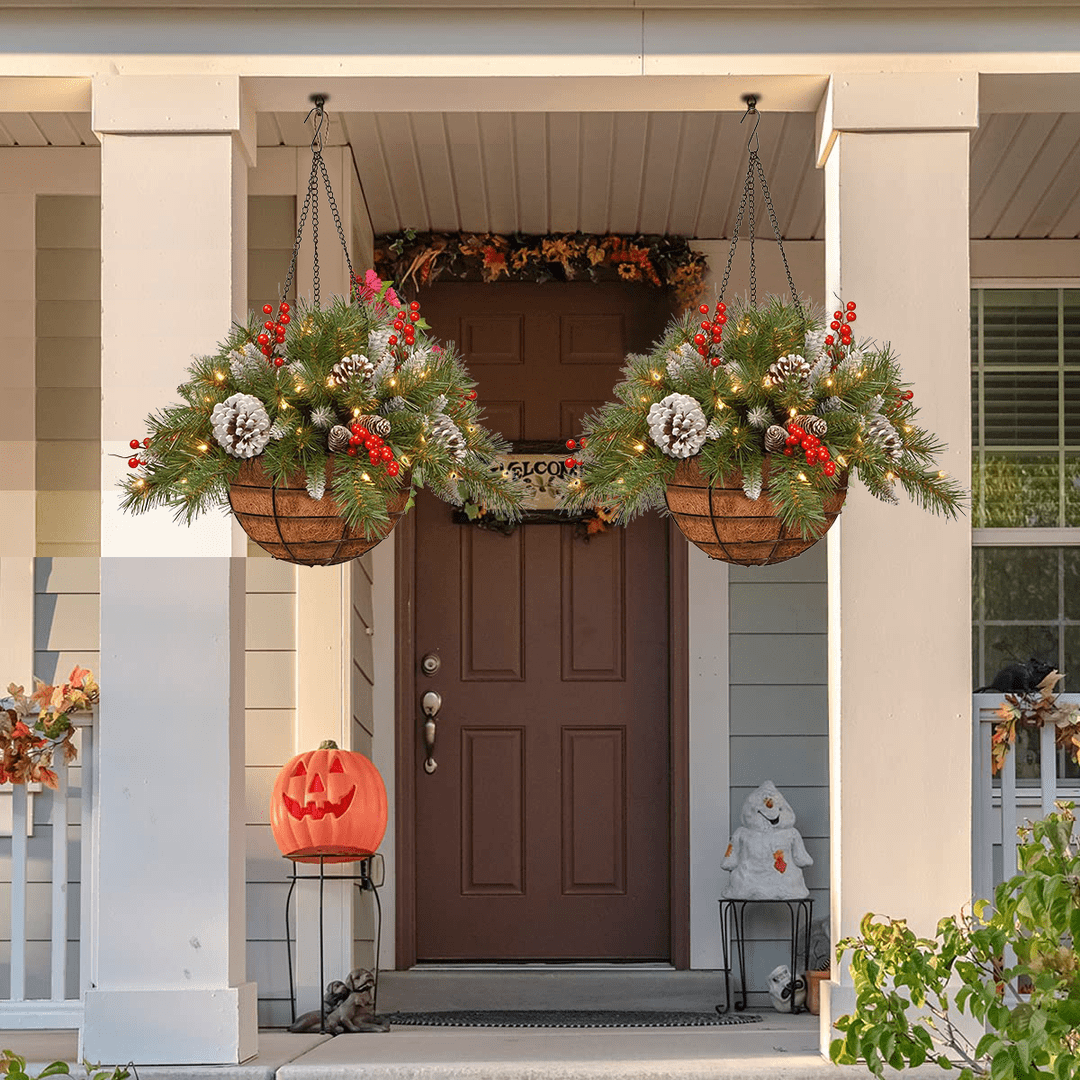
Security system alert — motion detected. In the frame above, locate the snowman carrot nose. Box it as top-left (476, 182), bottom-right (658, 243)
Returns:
top-left (765, 798), bottom-right (774, 808)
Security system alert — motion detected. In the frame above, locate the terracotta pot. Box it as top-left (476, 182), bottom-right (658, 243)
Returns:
top-left (229, 457), bottom-right (409, 567)
top-left (664, 456), bottom-right (847, 567)
top-left (806, 969), bottom-right (829, 1015)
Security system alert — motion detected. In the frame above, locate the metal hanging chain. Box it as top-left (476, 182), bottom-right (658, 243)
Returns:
top-left (718, 97), bottom-right (802, 319)
top-left (280, 97), bottom-right (356, 311)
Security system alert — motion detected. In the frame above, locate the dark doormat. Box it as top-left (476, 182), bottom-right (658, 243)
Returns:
top-left (383, 1010), bottom-right (763, 1028)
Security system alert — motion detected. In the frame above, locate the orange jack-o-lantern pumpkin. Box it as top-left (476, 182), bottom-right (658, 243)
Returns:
top-left (270, 740), bottom-right (388, 864)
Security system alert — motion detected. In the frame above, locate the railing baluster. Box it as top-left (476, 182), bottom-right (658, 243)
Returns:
top-left (79, 721), bottom-right (96, 997)
top-left (10, 784), bottom-right (29, 1002)
top-left (1039, 722), bottom-right (1057, 818)
top-left (976, 710), bottom-right (995, 906)
top-left (51, 754), bottom-right (70, 1001)
top-left (1001, 728), bottom-right (1018, 878)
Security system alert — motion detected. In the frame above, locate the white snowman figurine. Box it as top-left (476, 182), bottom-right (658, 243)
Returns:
top-left (721, 780), bottom-right (813, 899)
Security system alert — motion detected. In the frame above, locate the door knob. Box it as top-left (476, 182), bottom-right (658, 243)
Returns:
top-left (421, 690), bottom-right (441, 774)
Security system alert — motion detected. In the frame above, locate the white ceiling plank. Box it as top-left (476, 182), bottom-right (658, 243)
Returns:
top-left (578, 112), bottom-right (615, 235)
top-left (512, 112), bottom-right (549, 235)
top-left (970, 113), bottom-right (1043, 238)
top-left (256, 112), bottom-right (283, 147)
top-left (757, 113), bottom-right (816, 241)
top-left (666, 111), bottom-right (716, 237)
top-left (67, 112), bottom-right (98, 146)
top-left (637, 112), bottom-right (684, 235)
top-left (783, 137), bottom-right (824, 242)
top-left (546, 112), bottom-right (581, 233)
top-left (340, 112), bottom-right (401, 234)
top-left (1047, 186), bottom-right (1080, 240)
top-left (375, 111), bottom-right (433, 233)
top-left (0, 113), bottom-right (48, 146)
top-left (478, 112), bottom-right (518, 234)
top-left (409, 113), bottom-right (455, 233)
top-left (1000, 113), bottom-right (1080, 238)
top-left (443, 112), bottom-right (489, 233)
top-left (606, 112), bottom-right (649, 234)
top-left (699, 112), bottom-right (746, 240)
top-left (0, 119), bottom-right (13, 147)
top-left (978, 113), bottom-right (1061, 239)
top-left (29, 112), bottom-right (81, 147)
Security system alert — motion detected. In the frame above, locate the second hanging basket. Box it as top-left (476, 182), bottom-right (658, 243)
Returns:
top-left (664, 457), bottom-right (847, 566)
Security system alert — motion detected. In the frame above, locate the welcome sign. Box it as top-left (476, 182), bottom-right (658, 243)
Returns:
top-left (496, 443), bottom-right (583, 512)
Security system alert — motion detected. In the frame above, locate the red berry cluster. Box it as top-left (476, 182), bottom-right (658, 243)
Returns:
top-left (694, 302), bottom-right (729, 368)
top-left (824, 300), bottom-right (857, 351)
top-left (389, 301), bottom-right (422, 349)
top-left (347, 423), bottom-right (400, 477)
top-left (782, 422), bottom-right (836, 477)
top-left (564, 437), bottom-right (587, 469)
top-left (126, 437), bottom-right (151, 468)
top-left (257, 301), bottom-right (291, 367)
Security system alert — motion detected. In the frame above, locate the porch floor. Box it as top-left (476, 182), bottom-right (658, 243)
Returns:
top-left (2, 1018), bottom-right (947, 1080)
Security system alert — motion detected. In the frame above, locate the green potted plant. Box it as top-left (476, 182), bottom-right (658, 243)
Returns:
top-left (831, 803), bottom-right (1080, 1078)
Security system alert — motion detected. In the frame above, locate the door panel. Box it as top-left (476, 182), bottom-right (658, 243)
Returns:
top-left (412, 282), bottom-right (674, 960)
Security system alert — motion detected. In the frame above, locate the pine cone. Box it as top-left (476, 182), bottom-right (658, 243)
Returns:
top-left (865, 413), bottom-right (903, 462)
top-left (210, 393), bottom-right (271, 458)
top-left (355, 414), bottom-right (391, 438)
top-left (430, 413), bottom-right (467, 462)
top-left (765, 353), bottom-right (811, 388)
top-left (764, 424), bottom-right (788, 452)
top-left (646, 393), bottom-right (708, 459)
top-left (792, 414), bottom-right (827, 439)
top-left (330, 354), bottom-right (375, 388)
top-left (328, 425), bottom-right (351, 453)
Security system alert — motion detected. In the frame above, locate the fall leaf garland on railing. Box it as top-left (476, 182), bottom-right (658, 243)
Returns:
top-left (0, 667), bottom-right (98, 786)
top-left (990, 674), bottom-right (1080, 776)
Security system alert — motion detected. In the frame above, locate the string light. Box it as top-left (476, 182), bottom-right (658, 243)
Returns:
top-left (197, 443), bottom-right (208, 452)
top-left (825, 378), bottom-right (833, 387)
top-left (214, 371), bottom-right (225, 382)
top-left (400, 455), bottom-right (411, 466)
top-left (389, 378), bottom-right (397, 387)
top-left (938, 470), bottom-right (946, 478)
top-left (634, 443), bottom-right (645, 452)
top-left (886, 471), bottom-right (895, 481)
top-left (135, 479), bottom-right (145, 489)
top-left (650, 371), bottom-right (661, 382)
top-left (328, 378), bottom-right (337, 389)
top-left (798, 472), bottom-right (808, 482)
top-left (617, 477), bottom-right (625, 484)
top-left (361, 472), bottom-right (371, 482)
top-left (789, 407), bottom-right (797, 417)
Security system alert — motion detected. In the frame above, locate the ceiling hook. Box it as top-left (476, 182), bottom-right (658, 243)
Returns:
top-left (304, 93), bottom-right (330, 154)
top-left (740, 93), bottom-right (761, 155)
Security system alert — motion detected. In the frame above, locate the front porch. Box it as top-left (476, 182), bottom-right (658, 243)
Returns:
top-left (3, 0), bottom-right (1080, 1069)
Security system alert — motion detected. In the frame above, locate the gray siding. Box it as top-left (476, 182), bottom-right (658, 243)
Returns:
top-left (728, 542), bottom-right (829, 1005)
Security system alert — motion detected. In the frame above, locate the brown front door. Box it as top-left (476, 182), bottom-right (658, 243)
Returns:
top-left (410, 282), bottom-right (674, 960)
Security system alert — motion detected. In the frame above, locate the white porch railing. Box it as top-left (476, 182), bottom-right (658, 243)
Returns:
top-left (1, 709), bottom-right (96, 1028)
top-left (972, 693), bottom-right (1080, 905)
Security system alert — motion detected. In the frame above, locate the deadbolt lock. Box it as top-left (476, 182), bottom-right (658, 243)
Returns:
top-left (421, 652), bottom-right (441, 676)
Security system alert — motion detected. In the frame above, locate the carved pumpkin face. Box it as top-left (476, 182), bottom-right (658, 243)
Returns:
top-left (270, 742), bottom-right (387, 864)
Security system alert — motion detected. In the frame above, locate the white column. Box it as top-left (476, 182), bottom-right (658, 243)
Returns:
top-left (83, 75), bottom-right (257, 1065)
top-left (817, 73), bottom-right (977, 1051)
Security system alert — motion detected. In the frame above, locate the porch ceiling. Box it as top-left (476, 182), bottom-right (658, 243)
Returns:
top-left (4, 109), bottom-right (1080, 240)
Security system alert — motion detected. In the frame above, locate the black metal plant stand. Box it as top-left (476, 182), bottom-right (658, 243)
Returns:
top-left (284, 852), bottom-right (385, 1034)
top-left (715, 897), bottom-right (813, 1015)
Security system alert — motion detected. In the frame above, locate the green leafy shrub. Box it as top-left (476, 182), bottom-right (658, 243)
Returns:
top-left (0, 1052), bottom-right (129, 1080)
top-left (830, 804), bottom-right (1080, 1079)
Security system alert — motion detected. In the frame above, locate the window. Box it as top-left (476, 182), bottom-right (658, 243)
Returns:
top-left (972, 287), bottom-right (1080, 783)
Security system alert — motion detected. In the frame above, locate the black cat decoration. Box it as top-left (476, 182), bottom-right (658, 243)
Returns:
top-left (975, 657), bottom-right (1057, 695)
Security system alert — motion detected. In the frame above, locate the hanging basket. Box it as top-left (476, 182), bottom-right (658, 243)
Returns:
top-left (229, 458), bottom-right (408, 566)
top-left (665, 456), bottom-right (846, 567)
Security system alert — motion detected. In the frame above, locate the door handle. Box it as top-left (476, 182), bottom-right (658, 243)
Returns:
top-left (421, 690), bottom-right (441, 774)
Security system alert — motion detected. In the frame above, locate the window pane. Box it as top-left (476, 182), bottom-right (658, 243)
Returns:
top-left (1065, 453), bottom-right (1080, 527)
top-left (981, 370), bottom-right (1059, 447)
top-left (976, 452), bottom-right (1060, 527)
top-left (982, 625), bottom-right (1059, 690)
top-left (981, 289), bottom-right (1059, 366)
top-left (1064, 550), bottom-right (1080, 620)
top-left (977, 547), bottom-right (1059, 621)
top-left (1064, 290), bottom-right (1080, 368)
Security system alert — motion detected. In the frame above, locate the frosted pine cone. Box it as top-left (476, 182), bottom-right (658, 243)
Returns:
top-left (865, 413), bottom-right (903, 462)
top-left (792, 414), bottom-right (827, 439)
top-left (330, 354), bottom-right (375, 388)
top-left (646, 393), bottom-right (708, 459)
top-left (765, 353), bottom-right (811, 388)
top-left (328, 425), bottom-right (351, 453)
top-left (356, 414), bottom-right (391, 438)
top-left (210, 393), bottom-right (271, 458)
top-left (747, 405), bottom-right (772, 430)
top-left (820, 396), bottom-right (844, 413)
top-left (430, 413), bottom-right (467, 462)
top-left (764, 424), bottom-right (788, 452)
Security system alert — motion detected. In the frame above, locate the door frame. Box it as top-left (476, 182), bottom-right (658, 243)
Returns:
top-left (394, 513), bottom-right (691, 969)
